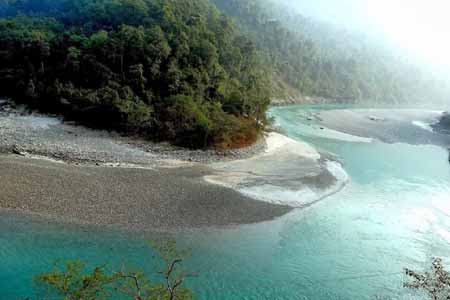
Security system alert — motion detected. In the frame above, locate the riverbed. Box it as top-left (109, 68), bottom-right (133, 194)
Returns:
top-left (1, 104), bottom-right (450, 299)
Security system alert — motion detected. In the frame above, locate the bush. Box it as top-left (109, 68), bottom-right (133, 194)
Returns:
top-left (161, 95), bottom-right (213, 149)
top-left (35, 240), bottom-right (193, 300)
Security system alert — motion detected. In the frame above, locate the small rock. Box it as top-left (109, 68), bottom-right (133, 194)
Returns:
top-left (368, 115), bottom-right (384, 122)
top-left (12, 145), bottom-right (26, 156)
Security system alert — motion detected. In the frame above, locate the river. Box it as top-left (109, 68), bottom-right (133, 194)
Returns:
top-left (1, 105), bottom-right (450, 300)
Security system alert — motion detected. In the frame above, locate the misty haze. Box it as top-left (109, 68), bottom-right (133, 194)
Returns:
top-left (0, 0), bottom-right (449, 299)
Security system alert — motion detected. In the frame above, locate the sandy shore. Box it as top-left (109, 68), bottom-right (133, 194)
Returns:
top-left (0, 100), bottom-right (348, 230)
top-left (0, 99), bottom-right (266, 165)
top-left (205, 132), bottom-right (348, 207)
top-left (0, 155), bottom-right (291, 231)
top-left (315, 109), bottom-right (450, 147)
top-left (0, 100), bottom-right (294, 230)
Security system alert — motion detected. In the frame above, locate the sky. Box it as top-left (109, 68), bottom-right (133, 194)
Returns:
top-left (279, 0), bottom-right (450, 71)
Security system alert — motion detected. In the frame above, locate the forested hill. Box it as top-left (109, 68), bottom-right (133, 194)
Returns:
top-left (0, 0), bottom-right (271, 149)
top-left (0, 0), bottom-right (448, 150)
top-left (212, 0), bottom-right (450, 104)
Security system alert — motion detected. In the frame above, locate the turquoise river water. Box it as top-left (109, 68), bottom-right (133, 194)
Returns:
top-left (1, 105), bottom-right (450, 299)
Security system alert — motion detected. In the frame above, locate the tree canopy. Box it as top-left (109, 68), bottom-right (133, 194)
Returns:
top-left (1, 0), bottom-right (447, 150)
top-left (212, 0), bottom-right (450, 104)
top-left (0, 0), bottom-right (270, 149)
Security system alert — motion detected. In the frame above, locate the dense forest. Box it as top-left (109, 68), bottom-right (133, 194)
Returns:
top-left (0, 0), bottom-right (271, 149)
top-left (212, 0), bottom-right (450, 104)
top-left (0, 0), bottom-right (448, 150)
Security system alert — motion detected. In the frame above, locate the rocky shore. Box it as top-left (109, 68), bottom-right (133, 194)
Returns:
top-left (0, 99), bottom-right (294, 231)
top-left (312, 108), bottom-right (450, 147)
top-left (433, 112), bottom-right (450, 163)
top-left (271, 95), bottom-right (355, 106)
top-left (0, 155), bottom-right (291, 231)
top-left (0, 99), bottom-right (347, 231)
top-left (433, 111), bottom-right (450, 134)
top-left (0, 99), bottom-right (267, 166)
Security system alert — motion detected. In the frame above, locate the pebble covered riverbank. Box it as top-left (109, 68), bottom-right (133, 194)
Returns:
top-left (0, 99), bottom-right (291, 230)
top-left (0, 99), bottom-right (345, 231)
top-left (0, 99), bottom-right (266, 166)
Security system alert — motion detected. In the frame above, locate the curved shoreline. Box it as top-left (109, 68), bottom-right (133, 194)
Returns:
top-left (0, 99), bottom-right (267, 166)
top-left (0, 133), bottom-right (347, 231)
top-left (0, 102), bottom-right (346, 231)
top-left (0, 154), bottom-right (292, 231)
top-left (0, 101), bottom-right (295, 231)
top-left (204, 133), bottom-right (349, 208)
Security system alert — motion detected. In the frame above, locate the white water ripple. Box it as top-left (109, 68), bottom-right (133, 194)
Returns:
top-left (205, 133), bottom-right (349, 207)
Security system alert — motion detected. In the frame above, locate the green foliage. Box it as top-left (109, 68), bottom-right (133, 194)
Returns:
top-left (36, 261), bottom-right (118, 300)
top-left (0, 0), bottom-right (269, 149)
top-left (35, 241), bottom-right (193, 300)
top-left (405, 258), bottom-right (450, 300)
top-left (161, 95), bottom-right (213, 148)
top-left (212, 0), bottom-right (450, 104)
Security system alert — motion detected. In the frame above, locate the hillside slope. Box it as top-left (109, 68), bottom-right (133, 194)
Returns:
top-left (212, 0), bottom-right (450, 105)
top-left (0, 0), bottom-right (270, 149)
